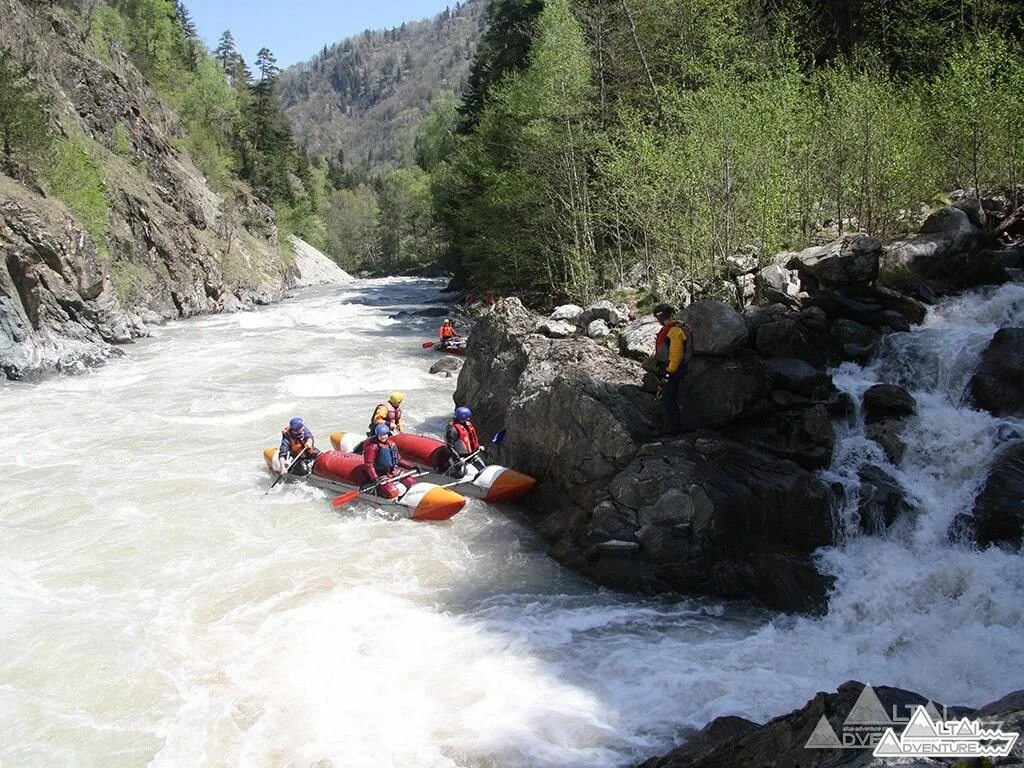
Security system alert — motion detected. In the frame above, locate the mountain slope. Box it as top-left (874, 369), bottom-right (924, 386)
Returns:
top-left (0, 0), bottom-right (291, 380)
top-left (279, 0), bottom-right (485, 172)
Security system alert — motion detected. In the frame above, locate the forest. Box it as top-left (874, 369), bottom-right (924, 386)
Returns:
top-left (430, 0), bottom-right (1024, 305)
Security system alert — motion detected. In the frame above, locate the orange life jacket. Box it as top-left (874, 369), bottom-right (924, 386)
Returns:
top-left (282, 427), bottom-right (312, 457)
top-left (439, 324), bottom-right (457, 340)
top-left (369, 402), bottom-right (402, 432)
top-left (450, 420), bottom-right (480, 453)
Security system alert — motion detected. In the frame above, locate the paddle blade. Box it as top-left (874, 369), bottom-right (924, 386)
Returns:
top-left (491, 429), bottom-right (507, 444)
top-left (331, 490), bottom-right (360, 508)
top-left (422, 341), bottom-right (435, 349)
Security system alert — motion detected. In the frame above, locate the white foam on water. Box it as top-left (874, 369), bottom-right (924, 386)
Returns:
top-left (1, 279), bottom-right (1021, 768)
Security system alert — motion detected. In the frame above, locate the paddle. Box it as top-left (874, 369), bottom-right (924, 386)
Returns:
top-left (422, 341), bottom-right (435, 349)
top-left (266, 445), bottom-right (309, 494)
top-left (331, 469), bottom-right (424, 508)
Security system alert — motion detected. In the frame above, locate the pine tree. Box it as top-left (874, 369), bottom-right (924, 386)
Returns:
top-left (214, 30), bottom-right (236, 70)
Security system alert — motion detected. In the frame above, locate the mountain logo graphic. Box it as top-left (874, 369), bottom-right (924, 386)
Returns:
top-left (873, 705), bottom-right (1019, 758)
top-left (845, 685), bottom-right (893, 725)
top-left (805, 715), bottom-right (843, 749)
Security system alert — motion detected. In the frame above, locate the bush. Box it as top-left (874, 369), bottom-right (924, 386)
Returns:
top-left (42, 129), bottom-right (109, 255)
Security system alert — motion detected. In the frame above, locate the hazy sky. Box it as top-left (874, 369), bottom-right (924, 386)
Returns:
top-left (188, 0), bottom-right (459, 69)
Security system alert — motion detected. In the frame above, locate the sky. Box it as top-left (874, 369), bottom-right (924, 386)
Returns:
top-left (188, 0), bottom-right (458, 69)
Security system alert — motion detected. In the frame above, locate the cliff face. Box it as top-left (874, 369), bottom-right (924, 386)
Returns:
top-left (0, 0), bottom-right (293, 379)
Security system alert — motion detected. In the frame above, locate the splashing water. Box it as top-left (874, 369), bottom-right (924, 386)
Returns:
top-left (1, 279), bottom-right (1021, 768)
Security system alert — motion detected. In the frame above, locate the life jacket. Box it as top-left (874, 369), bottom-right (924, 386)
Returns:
top-left (655, 320), bottom-right (695, 367)
top-left (282, 427), bottom-right (312, 457)
top-left (449, 419), bottom-right (480, 453)
top-left (368, 401), bottom-right (402, 433)
top-left (367, 440), bottom-right (401, 474)
top-left (439, 324), bottom-right (457, 340)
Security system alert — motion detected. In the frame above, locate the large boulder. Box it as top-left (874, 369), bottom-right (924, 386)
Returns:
top-left (857, 464), bottom-right (914, 533)
top-left (679, 300), bottom-right (748, 356)
top-left (581, 433), bottom-right (836, 613)
top-left (550, 303), bottom-right (583, 321)
top-left (764, 358), bottom-right (832, 398)
top-left (677, 352), bottom-right (770, 430)
top-left (972, 442), bottom-right (1024, 548)
top-left (884, 206), bottom-right (995, 288)
top-left (619, 316), bottom-right (661, 361)
top-left (586, 319), bottom-right (611, 338)
top-left (969, 327), bottom-right (1024, 417)
top-left (754, 264), bottom-right (802, 306)
top-left (725, 245), bottom-right (760, 276)
top-left (536, 319), bottom-right (576, 339)
top-left (862, 384), bottom-right (917, 424)
top-left (579, 299), bottom-right (628, 327)
top-left (785, 233), bottom-right (882, 287)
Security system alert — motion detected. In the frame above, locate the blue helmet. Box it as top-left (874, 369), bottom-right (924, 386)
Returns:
top-left (374, 424), bottom-right (391, 437)
top-left (289, 417), bottom-right (304, 431)
top-left (455, 406), bottom-right (472, 421)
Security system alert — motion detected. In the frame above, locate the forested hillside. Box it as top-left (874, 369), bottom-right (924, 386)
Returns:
top-left (428, 0), bottom-right (1024, 305)
top-left (279, 1), bottom-right (485, 173)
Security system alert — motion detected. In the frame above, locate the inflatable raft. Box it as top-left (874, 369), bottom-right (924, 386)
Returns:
top-left (434, 337), bottom-right (467, 355)
top-left (330, 431), bottom-right (536, 504)
top-left (262, 448), bottom-right (466, 521)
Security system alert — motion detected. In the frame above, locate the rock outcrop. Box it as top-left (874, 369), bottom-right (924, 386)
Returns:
top-left (456, 297), bottom-right (840, 612)
top-left (0, 0), bottom-right (299, 379)
top-left (969, 327), bottom-right (1024, 417)
top-left (971, 442), bottom-right (1024, 548)
top-left (637, 680), bottom-right (1023, 768)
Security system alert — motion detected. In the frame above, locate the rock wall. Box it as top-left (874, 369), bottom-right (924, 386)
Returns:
top-left (0, 0), bottom-right (299, 379)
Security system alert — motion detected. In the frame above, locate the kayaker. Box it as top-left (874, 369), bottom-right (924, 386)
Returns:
top-left (439, 319), bottom-right (458, 343)
top-left (652, 303), bottom-right (694, 435)
top-left (367, 391), bottom-right (404, 435)
top-left (275, 417), bottom-right (319, 477)
top-left (363, 424), bottom-right (417, 499)
top-left (445, 406), bottom-right (486, 478)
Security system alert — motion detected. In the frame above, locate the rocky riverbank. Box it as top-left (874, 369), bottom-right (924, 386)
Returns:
top-left (455, 199), bottom-right (1024, 614)
top-left (0, 0), bottom-right (350, 380)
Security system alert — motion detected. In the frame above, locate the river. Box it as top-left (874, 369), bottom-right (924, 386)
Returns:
top-left (1, 278), bottom-right (1021, 767)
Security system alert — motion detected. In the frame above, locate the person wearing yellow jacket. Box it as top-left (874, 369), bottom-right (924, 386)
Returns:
top-left (653, 303), bottom-right (694, 435)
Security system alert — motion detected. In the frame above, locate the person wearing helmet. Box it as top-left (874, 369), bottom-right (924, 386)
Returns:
top-left (652, 303), bottom-right (694, 435)
top-left (437, 318), bottom-right (462, 351)
top-left (274, 417), bottom-right (319, 477)
top-left (367, 391), bottom-right (404, 435)
top-left (363, 424), bottom-right (417, 499)
top-left (445, 406), bottom-right (485, 478)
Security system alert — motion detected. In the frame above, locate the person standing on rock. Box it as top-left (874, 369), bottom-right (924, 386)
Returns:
top-left (653, 304), bottom-right (694, 435)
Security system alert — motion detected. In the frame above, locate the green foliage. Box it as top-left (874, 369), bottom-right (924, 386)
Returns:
top-left (112, 123), bottom-right (133, 156)
top-left (324, 184), bottom-right (380, 269)
top-left (434, 0), bottom-right (1024, 304)
top-left (0, 48), bottom-right (52, 176)
top-left (89, 4), bottom-right (129, 62)
top-left (42, 128), bottom-right (109, 254)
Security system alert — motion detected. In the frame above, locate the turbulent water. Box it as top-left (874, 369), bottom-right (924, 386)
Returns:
top-left (1, 278), bottom-right (1021, 768)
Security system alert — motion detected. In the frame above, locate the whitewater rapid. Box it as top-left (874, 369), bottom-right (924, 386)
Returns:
top-left (1, 278), bottom-right (1021, 768)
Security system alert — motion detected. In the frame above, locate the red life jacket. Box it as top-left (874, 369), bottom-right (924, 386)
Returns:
top-left (439, 324), bottom-right (457, 340)
top-left (450, 420), bottom-right (480, 453)
top-left (368, 402), bottom-right (402, 432)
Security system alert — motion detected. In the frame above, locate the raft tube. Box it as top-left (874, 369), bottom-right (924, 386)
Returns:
top-left (262, 447), bottom-right (465, 521)
top-left (330, 431), bottom-right (536, 504)
top-left (434, 338), bottom-right (467, 355)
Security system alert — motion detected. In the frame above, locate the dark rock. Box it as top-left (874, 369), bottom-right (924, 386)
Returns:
top-left (972, 442), bottom-right (1024, 547)
top-left (863, 384), bottom-right (917, 424)
top-left (588, 433), bottom-right (835, 612)
top-left (764, 358), bottom-right (832, 398)
top-left (969, 327), bottom-right (1024, 417)
top-left (785, 233), bottom-right (882, 286)
top-left (429, 356), bottom-right (462, 375)
top-left (753, 264), bottom-right (801, 306)
top-left (679, 300), bottom-right (748, 355)
top-left (756, 318), bottom-right (820, 364)
top-left (637, 681), bottom-right (941, 768)
top-left (884, 206), bottom-right (996, 288)
top-left (830, 319), bottom-right (879, 362)
top-left (865, 421), bottom-right (907, 465)
top-left (857, 464), bottom-right (913, 532)
top-left (677, 352), bottom-right (770, 430)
